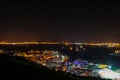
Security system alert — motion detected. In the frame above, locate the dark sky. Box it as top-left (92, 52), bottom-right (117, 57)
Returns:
top-left (0, 1), bottom-right (120, 42)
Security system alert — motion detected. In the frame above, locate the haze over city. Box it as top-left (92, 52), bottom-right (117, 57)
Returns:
top-left (0, 1), bottom-right (120, 42)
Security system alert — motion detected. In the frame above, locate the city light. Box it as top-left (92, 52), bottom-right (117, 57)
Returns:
top-left (108, 65), bottom-right (112, 69)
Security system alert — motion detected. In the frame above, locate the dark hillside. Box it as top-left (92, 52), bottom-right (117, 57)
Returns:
top-left (0, 54), bottom-right (109, 80)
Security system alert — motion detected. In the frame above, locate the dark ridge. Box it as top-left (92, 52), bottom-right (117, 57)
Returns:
top-left (0, 54), bottom-right (110, 80)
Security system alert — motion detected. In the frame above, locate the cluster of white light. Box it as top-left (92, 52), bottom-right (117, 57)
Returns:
top-left (98, 68), bottom-right (120, 79)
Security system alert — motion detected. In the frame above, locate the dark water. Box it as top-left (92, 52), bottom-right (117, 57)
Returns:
top-left (61, 45), bottom-right (120, 68)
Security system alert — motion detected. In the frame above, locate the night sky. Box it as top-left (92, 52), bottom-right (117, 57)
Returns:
top-left (0, 1), bottom-right (120, 42)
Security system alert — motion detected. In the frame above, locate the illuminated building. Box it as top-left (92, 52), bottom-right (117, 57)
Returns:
top-left (73, 59), bottom-right (88, 69)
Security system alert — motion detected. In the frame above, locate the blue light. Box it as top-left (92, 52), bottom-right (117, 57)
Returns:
top-left (108, 65), bottom-right (112, 69)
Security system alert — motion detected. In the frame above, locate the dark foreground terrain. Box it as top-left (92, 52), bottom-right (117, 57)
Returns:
top-left (0, 54), bottom-right (109, 80)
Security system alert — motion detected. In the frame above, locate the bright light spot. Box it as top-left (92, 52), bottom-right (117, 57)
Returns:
top-left (69, 47), bottom-right (73, 50)
top-left (65, 42), bottom-right (69, 46)
top-left (98, 68), bottom-right (120, 79)
top-left (108, 66), bottom-right (111, 69)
